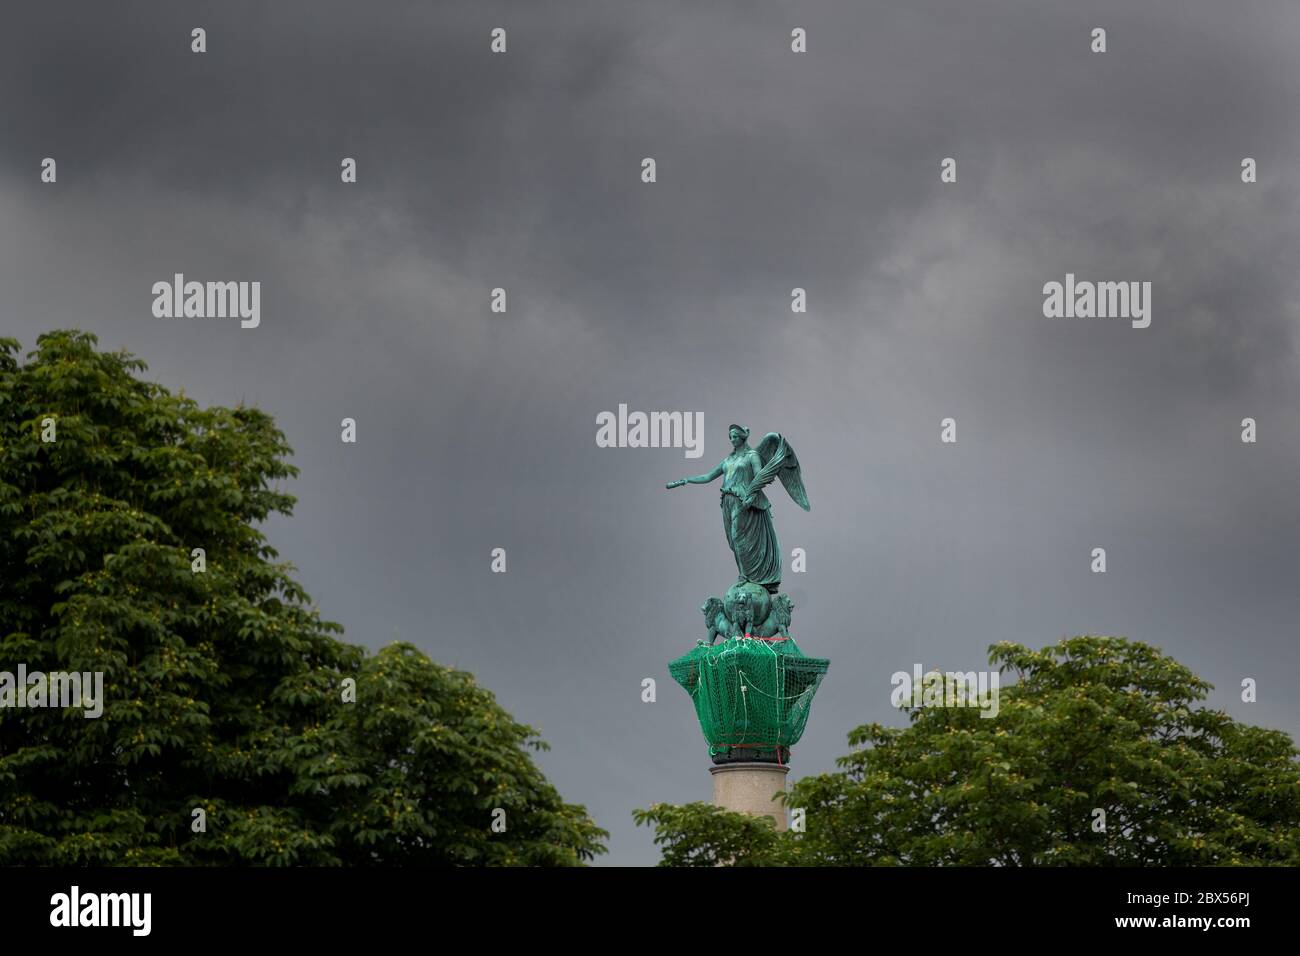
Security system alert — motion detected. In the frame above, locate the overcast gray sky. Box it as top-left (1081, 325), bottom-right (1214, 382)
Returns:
top-left (3, 0), bottom-right (1299, 865)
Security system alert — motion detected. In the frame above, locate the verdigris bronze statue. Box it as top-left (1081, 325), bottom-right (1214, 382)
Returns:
top-left (666, 425), bottom-right (808, 594)
top-left (665, 425), bottom-right (825, 766)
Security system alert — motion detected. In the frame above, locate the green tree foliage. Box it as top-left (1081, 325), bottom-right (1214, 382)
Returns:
top-left (0, 331), bottom-right (605, 865)
top-left (632, 802), bottom-right (785, 867)
top-left (638, 636), bottom-right (1300, 866)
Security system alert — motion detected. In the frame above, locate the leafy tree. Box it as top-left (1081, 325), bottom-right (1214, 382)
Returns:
top-left (632, 802), bottom-right (785, 867)
top-left (638, 636), bottom-right (1300, 866)
top-left (0, 330), bottom-right (605, 865)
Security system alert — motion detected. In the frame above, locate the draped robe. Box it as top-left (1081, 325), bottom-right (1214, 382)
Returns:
top-left (719, 448), bottom-right (781, 591)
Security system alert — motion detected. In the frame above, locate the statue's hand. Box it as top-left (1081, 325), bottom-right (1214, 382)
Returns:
top-left (742, 494), bottom-right (756, 509)
top-left (666, 479), bottom-right (686, 489)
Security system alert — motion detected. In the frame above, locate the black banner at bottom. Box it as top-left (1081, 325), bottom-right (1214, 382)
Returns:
top-left (0, 865), bottom-right (1281, 940)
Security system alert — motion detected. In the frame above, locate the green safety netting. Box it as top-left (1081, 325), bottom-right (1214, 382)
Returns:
top-left (669, 636), bottom-right (829, 763)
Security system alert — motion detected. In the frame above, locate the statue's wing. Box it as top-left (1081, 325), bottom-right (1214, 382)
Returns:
top-left (750, 432), bottom-right (810, 510)
top-left (776, 440), bottom-right (810, 511)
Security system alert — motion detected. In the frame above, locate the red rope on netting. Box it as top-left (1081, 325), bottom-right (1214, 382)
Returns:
top-left (698, 634), bottom-right (796, 643)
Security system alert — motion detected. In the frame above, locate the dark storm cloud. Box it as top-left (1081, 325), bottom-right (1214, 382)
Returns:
top-left (2, 0), bottom-right (1299, 864)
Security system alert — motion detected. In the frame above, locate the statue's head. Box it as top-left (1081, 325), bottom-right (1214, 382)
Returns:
top-left (728, 424), bottom-right (750, 450)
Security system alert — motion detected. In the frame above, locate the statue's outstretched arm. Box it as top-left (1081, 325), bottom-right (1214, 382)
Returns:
top-left (666, 462), bottom-right (724, 489)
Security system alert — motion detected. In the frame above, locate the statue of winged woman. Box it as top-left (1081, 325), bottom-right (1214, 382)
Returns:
top-left (666, 425), bottom-right (809, 593)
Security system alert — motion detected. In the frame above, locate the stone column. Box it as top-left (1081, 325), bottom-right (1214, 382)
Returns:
top-left (709, 762), bottom-right (789, 832)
